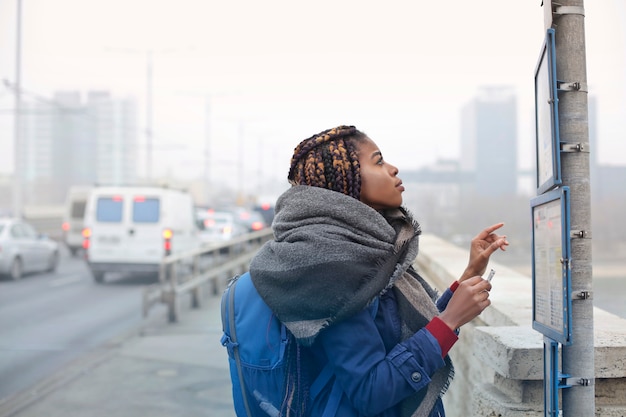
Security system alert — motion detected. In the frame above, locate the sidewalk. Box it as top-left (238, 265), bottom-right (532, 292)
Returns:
top-left (2, 295), bottom-right (235, 417)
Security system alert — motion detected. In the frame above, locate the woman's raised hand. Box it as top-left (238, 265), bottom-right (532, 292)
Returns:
top-left (459, 223), bottom-right (509, 283)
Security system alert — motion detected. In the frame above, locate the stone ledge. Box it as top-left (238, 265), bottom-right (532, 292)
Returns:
top-left (473, 382), bottom-right (626, 417)
top-left (475, 325), bottom-right (626, 379)
top-left (472, 383), bottom-right (542, 417)
top-left (474, 326), bottom-right (544, 380)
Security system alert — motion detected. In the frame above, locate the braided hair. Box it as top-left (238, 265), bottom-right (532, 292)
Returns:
top-left (282, 125), bottom-right (369, 416)
top-left (288, 125), bottom-right (368, 200)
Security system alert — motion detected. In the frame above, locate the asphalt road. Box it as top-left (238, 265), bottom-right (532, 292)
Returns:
top-left (0, 248), bottom-right (166, 401)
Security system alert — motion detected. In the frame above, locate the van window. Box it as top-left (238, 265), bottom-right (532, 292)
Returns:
top-left (133, 197), bottom-right (160, 223)
top-left (71, 201), bottom-right (87, 218)
top-left (96, 197), bottom-right (124, 222)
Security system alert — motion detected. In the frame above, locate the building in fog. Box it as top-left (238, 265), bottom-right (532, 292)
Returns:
top-left (18, 91), bottom-right (138, 205)
top-left (86, 91), bottom-right (138, 186)
top-left (460, 86), bottom-right (518, 197)
top-left (401, 159), bottom-right (468, 237)
top-left (400, 86), bottom-right (519, 238)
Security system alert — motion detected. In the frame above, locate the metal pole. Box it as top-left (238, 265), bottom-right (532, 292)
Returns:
top-left (204, 96), bottom-right (211, 204)
top-left (12, 0), bottom-right (22, 218)
top-left (146, 50), bottom-right (153, 181)
top-left (553, 1), bottom-right (595, 415)
top-left (257, 135), bottom-right (264, 195)
top-left (237, 122), bottom-right (244, 204)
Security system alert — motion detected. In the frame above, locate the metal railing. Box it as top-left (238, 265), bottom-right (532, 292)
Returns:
top-left (142, 228), bottom-right (274, 322)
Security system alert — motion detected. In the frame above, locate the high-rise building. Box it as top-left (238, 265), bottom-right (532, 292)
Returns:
top-left (53, 91), bottom-right (97, 188)
top-left (86, 91), bottom-right (138, 186)
top-left (20, 98), bottom-right (57, 204)
top-left (19, 91), bottom-right (138, 205)
top-left (460, 86), bottom-right (518, 197)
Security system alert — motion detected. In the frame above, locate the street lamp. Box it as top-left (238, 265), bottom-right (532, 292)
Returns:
top-left (105, 46), bottom-right (185, 181)
top-left (12, 0), bottom-right (22, 217)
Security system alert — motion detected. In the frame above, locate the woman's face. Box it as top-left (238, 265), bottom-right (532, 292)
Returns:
top-left (357, 137), bottom-right (404, 210)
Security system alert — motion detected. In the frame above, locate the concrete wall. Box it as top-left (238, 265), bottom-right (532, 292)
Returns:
top-left (416, 234), bottom-right (626, 417)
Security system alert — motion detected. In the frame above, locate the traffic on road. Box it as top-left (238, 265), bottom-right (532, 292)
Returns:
top-left (0, 191), bottom-right (274, 404)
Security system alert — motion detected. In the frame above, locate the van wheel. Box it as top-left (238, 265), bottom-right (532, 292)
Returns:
top-left (93, 272), bottom-right (105, 283)
top-left (10, 258), bottom-right (23, 281)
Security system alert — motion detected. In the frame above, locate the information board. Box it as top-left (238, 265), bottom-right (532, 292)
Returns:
top-left (535, 28), bottom-right (562, 194)
top-left (531, 187), bottom-right (572, 344)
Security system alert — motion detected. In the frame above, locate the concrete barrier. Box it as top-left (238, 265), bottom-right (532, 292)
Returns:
top-left (416, 234), bottom-right (626, 417)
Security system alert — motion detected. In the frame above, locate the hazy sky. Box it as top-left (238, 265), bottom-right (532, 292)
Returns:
top-left (1, 0), bottom-right (624, 193)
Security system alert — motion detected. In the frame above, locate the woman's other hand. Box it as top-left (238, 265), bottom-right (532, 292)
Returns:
top-left (459, 222), bottom-right (509, 283)
top-left (439, 276), bottom-right (492, 330)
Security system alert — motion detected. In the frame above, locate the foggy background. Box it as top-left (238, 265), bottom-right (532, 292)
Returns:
top-left (0, 2), bottom-right (624, 407)
top-left (0, 0), bottom-right (625, 272)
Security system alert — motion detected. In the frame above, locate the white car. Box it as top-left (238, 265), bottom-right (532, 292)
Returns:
top-left (0, 217), bottom-right (60, 280)
top-left (197, 210), bottom-right (247, 244)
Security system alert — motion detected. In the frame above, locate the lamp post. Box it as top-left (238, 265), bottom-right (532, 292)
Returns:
top-left (105, 47), bottom-right (183, 181)
top-left (12, 0), bottom-right (22, 218)
top-left (146, 50), bottom-right (153, 180)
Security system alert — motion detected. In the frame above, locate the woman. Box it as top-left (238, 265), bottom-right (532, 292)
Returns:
top-left (249, 125), bottom-right (508, 417)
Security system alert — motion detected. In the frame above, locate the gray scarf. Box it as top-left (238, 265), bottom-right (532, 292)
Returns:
top-left (249, 185), bottom-right (453, 417)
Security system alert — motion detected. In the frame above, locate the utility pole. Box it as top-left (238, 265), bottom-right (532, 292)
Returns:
top-left (146, 50), bottom-right (153, 181)
top-left (551, 0), bottom-right (595, 415)
top-left (12, 0), bottom-right (22, 218)
top-left (105, 47), bottom-right (186, 182)
top-left (204, 96), bottom-right (211, 205)
top-left (237, 122), bottom-right (245, 205)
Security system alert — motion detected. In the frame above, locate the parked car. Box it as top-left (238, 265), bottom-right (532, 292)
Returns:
top-left (225, 207), bottom-right (268, 232)
top-left (252, 202), bottom-right (275, 226)
top-left (196, 210), bottom-right (247, 244)
top-left (0, 217), bottom-right (60, 280)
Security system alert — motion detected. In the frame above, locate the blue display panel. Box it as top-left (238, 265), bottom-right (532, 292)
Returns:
top-left (531, 187), bottom-right (572, 344)
top-left (535, 28), bottom-right (562, 195)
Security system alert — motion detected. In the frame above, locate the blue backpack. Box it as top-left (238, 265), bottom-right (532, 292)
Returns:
top-left (220, 272), bottom-right (378, 417)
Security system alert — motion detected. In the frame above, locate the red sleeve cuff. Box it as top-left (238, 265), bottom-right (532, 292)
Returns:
top-left (425, 317), bottom-right (458, 357)
top-left (450, 280), bottom-right (459, 292)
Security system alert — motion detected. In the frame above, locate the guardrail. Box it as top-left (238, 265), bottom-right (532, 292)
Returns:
top-left (142, 228), bottom-right (274, 322)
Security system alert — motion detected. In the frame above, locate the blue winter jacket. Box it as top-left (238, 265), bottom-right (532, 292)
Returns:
top-left (306, 286), bottom-right (455, 417)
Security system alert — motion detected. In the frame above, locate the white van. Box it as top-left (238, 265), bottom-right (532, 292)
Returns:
top-left (62, 186), bottom-right (92, 256)
top-left (82, 185), bottom-right (202, 283)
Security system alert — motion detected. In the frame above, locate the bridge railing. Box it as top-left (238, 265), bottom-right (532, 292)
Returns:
top-left (142, 228), bottom-right (274, 322)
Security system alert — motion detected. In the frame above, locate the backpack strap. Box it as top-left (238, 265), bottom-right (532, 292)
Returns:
top-left (310, 297), bottom-right (380, 417)
top-left (224, 276), bottom-right (254, 417)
